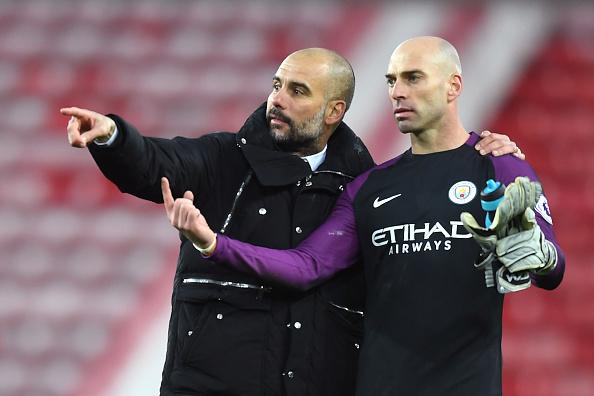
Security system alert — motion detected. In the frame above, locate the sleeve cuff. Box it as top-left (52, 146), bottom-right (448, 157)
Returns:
top-left (192, 234), bottom-right (218, 257)
top-left (94, 125), bottom-right (119, 146)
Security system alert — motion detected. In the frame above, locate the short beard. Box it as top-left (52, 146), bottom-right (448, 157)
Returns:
top-left (267, 107), bottom-right (326, 155)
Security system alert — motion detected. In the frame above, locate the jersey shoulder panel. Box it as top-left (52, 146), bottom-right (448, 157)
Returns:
top-left (490, 154), bottom-right (540, 186)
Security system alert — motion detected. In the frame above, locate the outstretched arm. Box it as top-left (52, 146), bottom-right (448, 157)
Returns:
top-left (60, 107), bottom-right (225, 204)
top-left (161, 177), bottom-right (361, 290)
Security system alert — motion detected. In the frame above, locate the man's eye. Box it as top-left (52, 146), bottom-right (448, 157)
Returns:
top-left (272, 84), bottom-right (280, 91)
top-left (294, 89), bottom-right (303, 95)
top-left (386, 79), bottom-right (395, 87)
top-left (408, 74), bottom-right (420, 82)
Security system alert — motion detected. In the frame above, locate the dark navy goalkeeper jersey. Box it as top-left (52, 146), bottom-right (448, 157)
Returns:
top-left (212, 132), bottom-right (565, 396)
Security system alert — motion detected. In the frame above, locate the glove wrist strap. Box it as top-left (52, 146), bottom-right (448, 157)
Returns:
top-left (533, 240), bottom-right (558, 275)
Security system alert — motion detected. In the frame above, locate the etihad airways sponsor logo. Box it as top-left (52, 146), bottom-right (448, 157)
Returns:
top-left (371, 220), bottom-right (472, 255)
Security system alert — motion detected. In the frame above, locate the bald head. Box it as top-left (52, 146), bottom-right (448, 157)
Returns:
top-left (285, 48), bottom-right (356, 110)
top-left (385, 36), bottom-right (466, 139)
top-left (392, 36), bottom-right (462, 76)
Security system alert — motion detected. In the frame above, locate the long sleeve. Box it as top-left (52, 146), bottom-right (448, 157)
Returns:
top-left (492, 153), bottom-right (565, 289)
top-left (210, 187), bottom-right (361, 290)
top-left (88, 114), bottom-right (227, 203)
top-left (530, 197), bottom-right (566, 290)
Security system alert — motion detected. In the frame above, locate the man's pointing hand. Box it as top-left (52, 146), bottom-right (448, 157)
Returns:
top-left (161, 177), bottom-right (217, 254)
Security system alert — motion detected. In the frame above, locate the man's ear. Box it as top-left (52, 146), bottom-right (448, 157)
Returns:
top-left (325, 100), bottom-right (347, 125)
top-left (447, 74), bottom-right (463, 102)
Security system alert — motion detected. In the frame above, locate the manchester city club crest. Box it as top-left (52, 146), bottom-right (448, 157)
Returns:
top-left (448, 181), bottom-right (477, 204)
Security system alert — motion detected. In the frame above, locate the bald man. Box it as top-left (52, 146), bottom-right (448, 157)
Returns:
top-left (169, 38), bottom-right (565, 395)
top-left (63, 47), bottom-right (520, 396)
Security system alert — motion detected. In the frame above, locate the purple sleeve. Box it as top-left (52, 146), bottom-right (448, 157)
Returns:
top-left (210, 184), bottom-right (362, 291)
top-left (492, 155), bottom-right (565, 289)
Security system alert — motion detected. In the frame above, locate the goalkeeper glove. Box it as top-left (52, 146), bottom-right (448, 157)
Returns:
top-left (494, 266), bottom-right (532, 293)
top-left (496, 207), bottom-right (557, 275)
top-left (459, 211), bottom-right (498, 270)
top-left (460, 176), bottom-right (542, 268)
top-left (461, 177), bottom-right (544, 293)
top-left (460, 213), bottom-right (533, 293)
top-left (487, 176), bottom-right (542, 231)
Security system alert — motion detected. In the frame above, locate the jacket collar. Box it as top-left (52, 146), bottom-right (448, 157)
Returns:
top-left (237, 103), bottom-right (366, 186)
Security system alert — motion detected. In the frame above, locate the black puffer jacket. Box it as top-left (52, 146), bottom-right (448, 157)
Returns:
top-left (89, 103), bottom-right (374, 396)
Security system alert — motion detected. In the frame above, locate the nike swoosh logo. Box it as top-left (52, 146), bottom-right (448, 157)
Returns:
top-left (373, 194), bottom-right (402, 208)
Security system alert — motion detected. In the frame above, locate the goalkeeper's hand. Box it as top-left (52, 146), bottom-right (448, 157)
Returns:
top-left (460, 176), bottom-right (542, 238)
top-left (496, 207), bottom-right (557, 274)
top-left (459, 211), bottom-right (497, 269)
top-left (460, 212), bottom-right (533, 293)
top-left (495, 266), bottom-right (531, 293)
top-left (488, 176), bottom-right (542, 232)
top-left (459, 176), bottom-right (540, 268)
top-left (460, 176), bottom-right (544, 293)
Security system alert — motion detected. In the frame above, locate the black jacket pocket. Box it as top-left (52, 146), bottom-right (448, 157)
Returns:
top-left (171, 280), bottom-right (274, 396)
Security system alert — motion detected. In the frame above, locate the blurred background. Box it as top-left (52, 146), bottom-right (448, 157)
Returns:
top-left (0, 0), bottom-right (592, 395)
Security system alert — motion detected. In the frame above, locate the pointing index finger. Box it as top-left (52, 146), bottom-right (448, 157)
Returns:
top-left (60, 107), bottom-right (97, 119)
top-left (161, 177), bottom-right (174, 211)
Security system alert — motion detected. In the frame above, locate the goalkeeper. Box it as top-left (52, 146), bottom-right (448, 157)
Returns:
top-left (163, 36), bottom-right (565, 396)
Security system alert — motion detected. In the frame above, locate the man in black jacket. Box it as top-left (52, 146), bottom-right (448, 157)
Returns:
top-left (61, 48), bottom-right (520, 396)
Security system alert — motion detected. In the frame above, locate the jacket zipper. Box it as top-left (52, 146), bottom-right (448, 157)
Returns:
top-left (329, 301), bottom-right (364, 316)
top-left (220, 170), bottom-right (253, 234)
top-left (183, 277), bottom-right (272, 292)
top-left (313, 169), bottom-right (355, 180)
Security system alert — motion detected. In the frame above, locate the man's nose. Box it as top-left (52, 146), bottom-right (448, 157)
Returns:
top-left (270, 89), bottom-right (288, 109)
top-left (390, 82), bottom-right (406, 100)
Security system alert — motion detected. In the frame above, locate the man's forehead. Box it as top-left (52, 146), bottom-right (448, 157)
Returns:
top-left (387, 48), bottom-right (434, 74)
top-left (275, 57), bottom-right (329, 86)
top-left (388, 39), bottom-right (441, 69)
top-left (278, 55), bottom-right (328, 74)
top-left (388, 45), bottom-right (440, 72)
